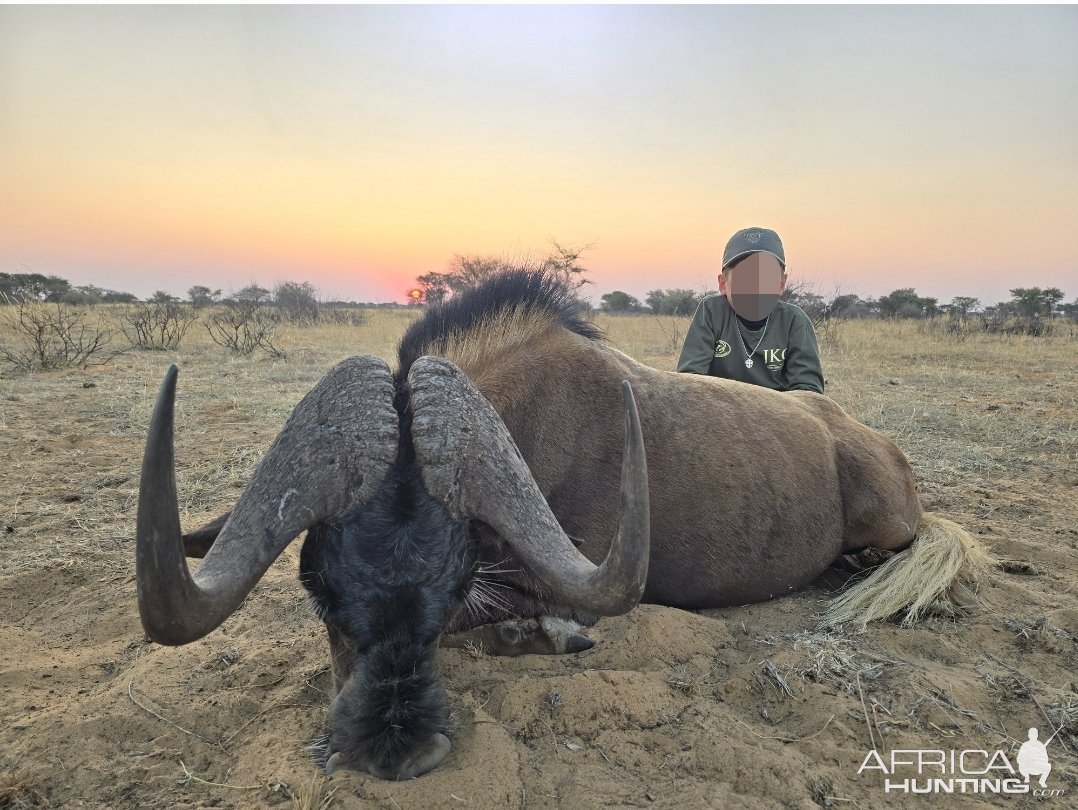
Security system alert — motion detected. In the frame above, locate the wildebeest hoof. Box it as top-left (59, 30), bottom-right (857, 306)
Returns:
top-left (486, 616), bottom-right (595, 655)
top-left (539, 615), bottom-right (595, 654)
top-left (324, 751), bottom-right (350, 775)
top-left (325, 733), bottom-right (452, 780)
top-left (445, 616), bottom-right (595, 656)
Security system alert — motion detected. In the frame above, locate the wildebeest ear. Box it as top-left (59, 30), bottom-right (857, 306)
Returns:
top-left (182, 511), bottom-right (232, 559)
top-left (567, 535), bottom-right (584, 548)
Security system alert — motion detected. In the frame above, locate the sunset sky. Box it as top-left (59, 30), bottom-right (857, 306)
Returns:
top-left (2, 5), bottom-right (1076, 306)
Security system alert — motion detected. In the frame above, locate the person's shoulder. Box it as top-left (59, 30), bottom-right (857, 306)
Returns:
top-left (699, 294), bottom-right (733, 324)
top-left (700, 293), bottom-right (731, 312)
top-left (776, 300), bottom-right (813, 326)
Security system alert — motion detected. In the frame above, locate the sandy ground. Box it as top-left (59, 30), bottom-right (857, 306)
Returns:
top-left (1, 316), bottom-right (1076, 808)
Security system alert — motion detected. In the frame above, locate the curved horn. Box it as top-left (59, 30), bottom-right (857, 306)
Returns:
top-left (408, 357), bottom-right (649, 615)
top-left (137, 356), bottom-right (399, 645)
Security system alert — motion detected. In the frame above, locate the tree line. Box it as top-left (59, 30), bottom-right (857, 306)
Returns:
top-left (599, 285), bottom-right (1076, 322)
top-left (0, 272), bottom-right (139, 304)
top-left (0, 277), bottom-right (369, 371)
top-left (5, 266), bottom-right (1074, 324)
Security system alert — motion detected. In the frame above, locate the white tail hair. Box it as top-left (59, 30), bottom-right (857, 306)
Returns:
top-left (824, 513), bottom-right (995, 631)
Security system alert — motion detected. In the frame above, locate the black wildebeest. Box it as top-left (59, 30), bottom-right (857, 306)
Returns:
top-left (136, 270), bottom-right (990, 779)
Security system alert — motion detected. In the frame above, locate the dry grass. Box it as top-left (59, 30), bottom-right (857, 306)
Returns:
top-left (0, 308), bottom-right (1073, 569)
top-left (288, 776), bottom-right (335, 810)
top-left (1, 312), bottom-right (1074, 576)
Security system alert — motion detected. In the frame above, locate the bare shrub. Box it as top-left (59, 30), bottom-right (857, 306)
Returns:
top-left (916, 312), bottom-right (1057, 339)
top-left (653, 315), bottom-right (686, 354)
top-left (205, 287), bottom-right (285, 358)
top-left (979, 314), bottom-right (1053, 337)
top-left (320, 306), bottom-right (368, 327)
top-left (0, 295), bottom-right (121, 372)
top-left (918, 315), bottom-right (981, 343)
top-left (120, 292), bottom-right (198, 350)
top-left (274, 281), bottom-right (320, 324)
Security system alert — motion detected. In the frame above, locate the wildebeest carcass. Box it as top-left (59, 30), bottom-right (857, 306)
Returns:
top-left (136, 270), bottom-right (991, 779)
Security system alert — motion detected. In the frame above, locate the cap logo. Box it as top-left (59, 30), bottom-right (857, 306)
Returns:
top-left (746, 231), bottom-right (762, 244)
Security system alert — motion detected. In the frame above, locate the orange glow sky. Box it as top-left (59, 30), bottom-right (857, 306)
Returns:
top-left (2, 5), bottom-right (1076, 306)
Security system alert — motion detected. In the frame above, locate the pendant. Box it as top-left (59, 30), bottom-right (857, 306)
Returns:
top-left (744, 358), bottom-right (754, 369)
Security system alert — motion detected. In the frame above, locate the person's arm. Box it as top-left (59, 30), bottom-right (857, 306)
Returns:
top-left (677, 300), bottom-right (716, 374)
top-left (784, 313), bottom-right (825, 393)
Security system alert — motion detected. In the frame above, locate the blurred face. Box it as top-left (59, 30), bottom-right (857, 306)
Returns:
top-left (718, 253), bottom-right (787, 320)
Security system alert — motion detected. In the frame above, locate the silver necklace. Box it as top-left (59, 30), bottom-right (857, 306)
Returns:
top-left (734, 316), bottom-right (770, 369)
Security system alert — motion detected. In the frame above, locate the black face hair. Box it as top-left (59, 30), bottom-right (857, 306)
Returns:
top-left (298, 458), bottom-right (475, 776)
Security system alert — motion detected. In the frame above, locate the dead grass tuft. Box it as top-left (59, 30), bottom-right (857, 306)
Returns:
top-left (1001, 617), bottom-right (1074, 654)
top-left (1046, 697), bottom-right (1078, 746)
top-left (0, 770), bottom-right (48, 809)
top-left (665, 664), bottom-right (712, 697)
top-left (289, 776), bottom-right (335, 810)
top-left (757, 659), bottom-right (795, 699)
top-left (789, 631), bottom-right (885, 691)
top-left (982, 671), bottom-right (1034, 700)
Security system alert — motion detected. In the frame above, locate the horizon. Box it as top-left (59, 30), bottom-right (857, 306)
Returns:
top-left (2, 263), bottom-right (1063, 312)
top-left (2, 6), bottom-right (1076, 308)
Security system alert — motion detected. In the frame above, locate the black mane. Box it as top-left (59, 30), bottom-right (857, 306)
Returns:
top-left (395, 269), bottom-right (602, 380)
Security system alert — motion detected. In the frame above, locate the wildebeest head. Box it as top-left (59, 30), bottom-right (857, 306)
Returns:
top-left (136, 354), bottom-right (648, 779)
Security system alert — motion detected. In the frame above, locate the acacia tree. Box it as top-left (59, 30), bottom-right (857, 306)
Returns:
top-left (1008, 287), bottom-right (1066, 320)
top-left (187, 285), bottom-right (222, 308)
top-left (0, 272), bottom-right (72, 302)
top-left (416, 272), bottom-right (451, 306)
top-left (444, 255), bottom-right (511, 294)
top-left (1042, 287), bottom-right (1065, 319)
top-left (412, 240), bottom-right (594, 304)
top-left (643, 289), bottom-right (700, 316)
top-left (782, 280), bottom-right (826, 322)
top-left (538, 240), bottom-right (593, 289)
top-left (600, 291), bottom-right (641, 313)
top-left (877, 288), bottom-right (939, 318)
top-left (274, 281), bottom-right (320, 323)
top-left (1008, 288), bottom-right (1046, 318)
top-left (949, 297), bottom-right (981, 316)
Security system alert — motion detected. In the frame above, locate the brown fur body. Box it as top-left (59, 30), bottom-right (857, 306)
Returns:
top-left (431, 313), bottom-right (922, 608)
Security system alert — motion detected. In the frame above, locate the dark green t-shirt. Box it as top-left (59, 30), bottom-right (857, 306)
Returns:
top-left (677, 295), bottom-right (824, 393)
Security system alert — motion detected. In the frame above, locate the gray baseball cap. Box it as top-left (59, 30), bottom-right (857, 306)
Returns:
top-left (722, 227), bottom-right (786, 270)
